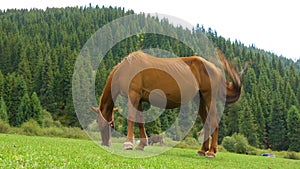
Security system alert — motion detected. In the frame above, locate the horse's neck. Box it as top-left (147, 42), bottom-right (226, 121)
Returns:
top-left (99, 72), bottom-right (114, 121)
top-left (99, 93), bottom-right (114, 121)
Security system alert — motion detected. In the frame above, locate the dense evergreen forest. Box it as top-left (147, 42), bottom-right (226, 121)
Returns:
top-left (0, 5), bottom-right (299, 151)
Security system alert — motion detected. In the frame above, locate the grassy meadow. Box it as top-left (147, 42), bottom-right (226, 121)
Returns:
top-left (0, 134), bottom-right (299, 169)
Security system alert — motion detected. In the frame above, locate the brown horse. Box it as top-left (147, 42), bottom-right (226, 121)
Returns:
top-left (90, 50), bottom-right (245, 158)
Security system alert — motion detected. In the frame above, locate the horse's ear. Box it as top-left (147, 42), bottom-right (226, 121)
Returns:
top-left (89, 105), bottom-right (99, 114)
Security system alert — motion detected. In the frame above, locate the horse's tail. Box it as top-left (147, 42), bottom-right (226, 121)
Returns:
top-left (217, 49), bottom-right (245, 104)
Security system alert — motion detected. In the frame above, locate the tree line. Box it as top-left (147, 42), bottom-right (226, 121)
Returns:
top-left (0, 6), bottom-right (299, 151)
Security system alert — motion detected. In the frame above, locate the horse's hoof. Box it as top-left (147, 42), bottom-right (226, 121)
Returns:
top-left (123, 142), bottom-right (133, 150)
top-left (205, 153), bottom-right (216, 158)
top-left (197, 151), bottom-right (206, 156)
top-left (135, 145), bottom-right (145, 151)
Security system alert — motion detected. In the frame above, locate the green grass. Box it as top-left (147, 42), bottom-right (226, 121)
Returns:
top-left (0, 134), bottom-right (299, 168)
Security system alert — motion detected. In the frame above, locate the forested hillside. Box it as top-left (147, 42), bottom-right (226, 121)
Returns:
top-left (0, 6), bottom-right (299, 151)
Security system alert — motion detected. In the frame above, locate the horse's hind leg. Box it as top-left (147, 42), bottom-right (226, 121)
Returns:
top-left (136, 103), bottom-right (148, 150)
top-left (208, 127), bottom-right (218, 156)
top-left (206, 103), bottom-right (219, 158)
top-left (197, 96), bottom-right (210, 156)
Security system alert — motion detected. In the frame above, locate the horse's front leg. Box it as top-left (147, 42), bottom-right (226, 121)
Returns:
top-left (136, 122), bottom-right (148, 150)
top-left (136, 104), bottom-right (148, 150)
top-left (123, 92), bottom-right (140, 150)
top-left (123, 118), bottom-right (134, 150)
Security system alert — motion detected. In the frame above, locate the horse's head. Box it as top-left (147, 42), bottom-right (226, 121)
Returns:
top-left (90, 106), bottom-right (118, 147)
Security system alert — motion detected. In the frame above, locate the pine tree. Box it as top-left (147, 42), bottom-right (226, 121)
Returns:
top-left (257, 69), bottom-right (272, 148)
top-left (72, 57), bottom-right (94, 128)
top-left (30, 92), bottom-right (43, 125)
top-left (251, 87), bottom-right (267, 148)
top-left (277, 60), bottom-right (285, 77)
top-left (270, 70), bottom-right (282, 91)
top-left (287, 64), bottom-right (297, 91)
top-left (65, 87), bottom-right (78, 126)
top-left (226, 104), bottom-right (240, 136)
top-left (95, 62), bottom-right (108, 96)
top-left (59, 46), bottom-right (74, 103)
top-left (297, 85), bottom-right (300, 108)
top-left (5, 74), bottom-right (28, 126)
top-left (287, 106), bottom-right (300, 152)
top-left (39, 54), bottom-right (55, 112)
top-left (18, 50), bottom-right (33, 92)
top-left (16, 93), bottom-right (31, 126)
top-left (243, 68), bottom-right (257, 94)
top-left (32, 51), bottom-right (44, 95)
top-left (269, 91), bottom-right (288, 150)
top-left (238, 96), bottom-right (258, 147)
top-left (0, 97), bottom-right (8, 123)
top-left (0, 70), bottom-right (4, 97)
top-left (284, 82), bottom-right (299, 108)
top-left (218, 112), bottom-right (227, 144)
top-left (159, 109), bottom-right (175, 131)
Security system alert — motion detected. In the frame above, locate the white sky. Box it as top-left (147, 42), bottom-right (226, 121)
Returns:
top-left (1, 0), bottom-right (299, 60)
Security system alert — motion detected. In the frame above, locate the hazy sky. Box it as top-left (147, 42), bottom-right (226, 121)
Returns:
top-left (1, 0), bottom-right (299, 60)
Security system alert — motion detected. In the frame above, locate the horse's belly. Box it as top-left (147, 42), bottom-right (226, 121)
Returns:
top-left (143, 89), bottom-right (194, 109)
top-left (141, 75), bottom-right (198, 108)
